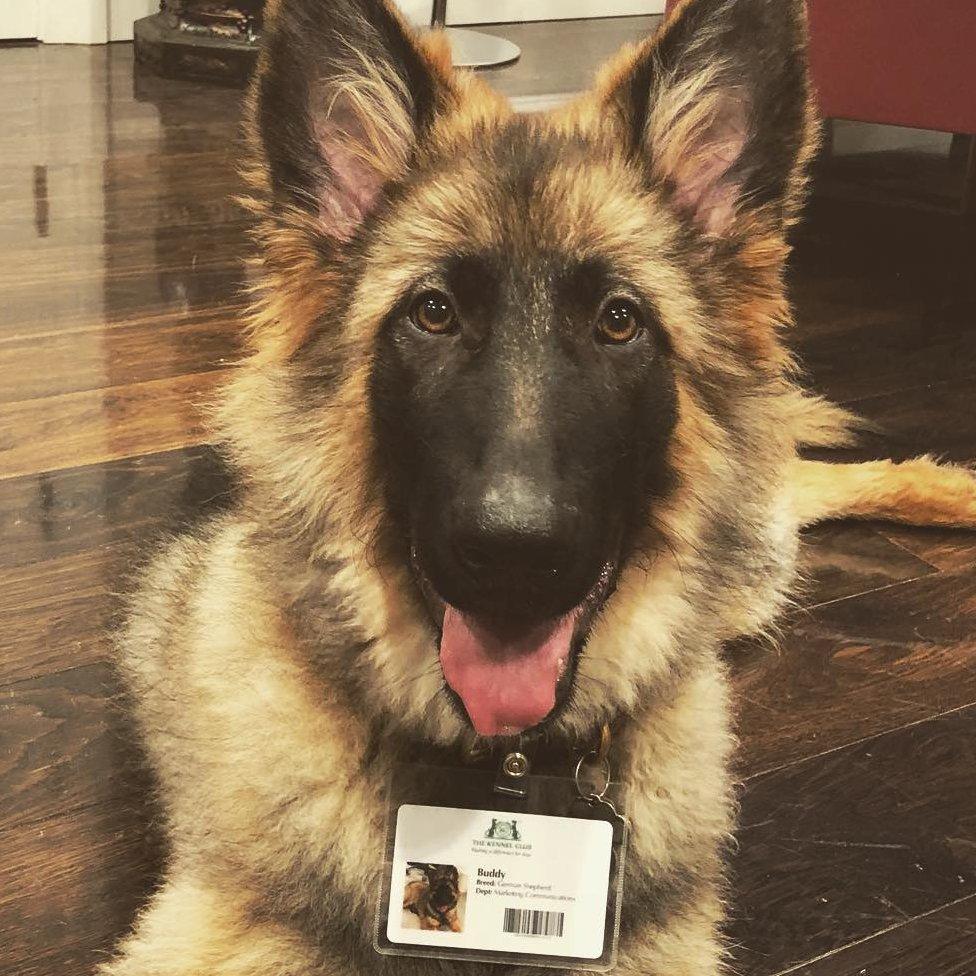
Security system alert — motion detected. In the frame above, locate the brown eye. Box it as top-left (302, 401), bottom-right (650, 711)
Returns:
top-left (411, 290), bottom-right (457, 335)
top-left (596, 298), bottom-right (643, 344)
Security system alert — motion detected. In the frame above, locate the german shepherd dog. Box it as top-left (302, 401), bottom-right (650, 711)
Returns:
top-left (402, 864), bottom-right (463, 932)
top-left (102, 0), bottom-right (976, 973)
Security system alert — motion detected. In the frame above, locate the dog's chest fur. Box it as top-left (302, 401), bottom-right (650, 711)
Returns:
top-left (122, 522), bottom-right (734, 973)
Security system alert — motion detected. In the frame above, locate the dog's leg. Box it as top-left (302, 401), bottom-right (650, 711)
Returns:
top-left (790, 456), bottom-right (976, 529)
top-left (97, 874), bottom-right (321, 976)
top-left (445, 908), bottom-right (462, 933)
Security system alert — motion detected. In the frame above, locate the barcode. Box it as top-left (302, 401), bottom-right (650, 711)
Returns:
top-left (502, 907), bottom-right (565, 937)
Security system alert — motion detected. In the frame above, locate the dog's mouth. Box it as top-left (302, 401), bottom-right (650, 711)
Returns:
top-left (413, 554), bottom-right (617, 737)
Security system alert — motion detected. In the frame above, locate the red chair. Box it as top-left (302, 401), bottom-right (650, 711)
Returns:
top-left (663, 0), bottom-right (976, 211)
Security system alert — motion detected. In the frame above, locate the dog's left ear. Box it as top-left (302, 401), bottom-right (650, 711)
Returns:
top-left (602, 0), bottom-right (815, 237)
top-left (253, 0), bottom-right (454, 241)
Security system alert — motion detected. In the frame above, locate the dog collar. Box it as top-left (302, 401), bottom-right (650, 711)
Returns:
top-left (492, 723), bottom-right (617, 813)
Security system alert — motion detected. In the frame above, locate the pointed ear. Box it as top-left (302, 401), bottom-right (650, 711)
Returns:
top-left (603, 0), bottom-right (816, 238)
top-left (253, 0), bottom-right (453, 240)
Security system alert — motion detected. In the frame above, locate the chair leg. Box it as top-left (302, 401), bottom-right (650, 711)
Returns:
top-left (962, 135), bottom-right (976, 220)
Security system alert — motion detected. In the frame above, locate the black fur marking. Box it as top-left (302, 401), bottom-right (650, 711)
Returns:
top-left (369, 236), bottom-right (678, 628)
top-left (614, 0), bottom-right (810, 227)
top-left (258, 0), bottom-right (445, 215)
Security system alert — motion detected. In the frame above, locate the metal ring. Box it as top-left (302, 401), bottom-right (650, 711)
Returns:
top-left (574, 750), bottom-right (611, 801)
top-left (502, 752), bottom-right (529, 778)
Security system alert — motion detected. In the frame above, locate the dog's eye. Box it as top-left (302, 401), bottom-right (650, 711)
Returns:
top-left (411, 291), bottom-right (458, 335)
top-left (595, 299), bottom-right (643, 344)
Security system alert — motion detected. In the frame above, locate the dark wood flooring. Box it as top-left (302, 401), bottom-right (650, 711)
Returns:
top-left (2, 28), bottom-right (975, 976)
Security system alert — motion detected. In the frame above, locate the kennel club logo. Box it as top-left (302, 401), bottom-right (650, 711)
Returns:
top-left (473, 818), bottom-right (531, 856)
top-left (485, 818), bottom-right (520, 841)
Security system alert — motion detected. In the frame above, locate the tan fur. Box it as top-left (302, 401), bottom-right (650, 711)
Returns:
top-left (98, 877), bottom-right (321, 975)
top-left (792, 456), bottom-right (976, 529)
top-left (101, 2), bottom-right (975, 975)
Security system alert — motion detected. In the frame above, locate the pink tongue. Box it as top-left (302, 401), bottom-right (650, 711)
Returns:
top-left (439, 607), bottom-right (575, 737)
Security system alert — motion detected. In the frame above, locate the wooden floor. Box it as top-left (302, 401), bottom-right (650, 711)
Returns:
top-left (2, 31), bottom-right (975, 976)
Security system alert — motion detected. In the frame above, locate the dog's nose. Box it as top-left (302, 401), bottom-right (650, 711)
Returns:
top-left (451, 476), bottom-right (580, 607)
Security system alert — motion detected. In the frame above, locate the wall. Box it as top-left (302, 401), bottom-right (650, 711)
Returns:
top-left (0, 0), bottom-right (156, 43)
top-left (108, 0), bottom-right (157, 42)
top-left (8, 1), bottom-right (663, 42)
top-left (446, 1), bottom-right (664, 23)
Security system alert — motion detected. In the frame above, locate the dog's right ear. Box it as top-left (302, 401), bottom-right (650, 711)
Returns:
top-left (252, 0), bottom-right (454, 242)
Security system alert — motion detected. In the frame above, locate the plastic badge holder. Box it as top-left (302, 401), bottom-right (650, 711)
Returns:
top-left (374, 761), bottom-right (628, 971)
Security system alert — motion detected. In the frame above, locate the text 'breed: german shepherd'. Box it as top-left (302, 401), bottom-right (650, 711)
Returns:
top-left (102, 0), bottom-right (976, 973)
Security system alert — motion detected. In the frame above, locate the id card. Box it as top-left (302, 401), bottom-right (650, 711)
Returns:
top-left (388, 804), bottom-right (612, 958)
top-left (374, 764), bottom-right (627, 971)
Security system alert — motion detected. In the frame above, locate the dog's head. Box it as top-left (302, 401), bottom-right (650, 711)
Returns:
top-left (229, 0), bottom-right (815, 741)
top-left (420, 863), bottom-right (460, 912)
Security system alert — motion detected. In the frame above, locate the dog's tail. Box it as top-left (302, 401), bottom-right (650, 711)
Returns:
top-left (791, 456), bottom-right (976, 529)
top-left (785, 393), bottom-right (976, 529)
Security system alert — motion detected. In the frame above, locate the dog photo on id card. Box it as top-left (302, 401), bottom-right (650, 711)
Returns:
top-left (402, 863), bottom-right (467, 933)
